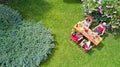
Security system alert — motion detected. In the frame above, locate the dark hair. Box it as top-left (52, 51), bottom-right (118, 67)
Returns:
top-left (82, 43), bottom-right (86, 48)
top-left (72, 32), bottom-right (76, 36)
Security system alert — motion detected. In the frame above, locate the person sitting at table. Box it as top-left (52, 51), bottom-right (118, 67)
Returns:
top-left (80, 39), bottom-right (93, 51)
top-left (70, 29), bottom-right (83, 42)
top-left (83, 18), bottom-right (92, 27)
top-left (93, 22), bottom-right (106, 35)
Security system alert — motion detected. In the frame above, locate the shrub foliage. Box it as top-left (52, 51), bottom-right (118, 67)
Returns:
top-left (0, 4), bottom-right (54, 67)
top-left (0, 20), bottom-right (54, 67)
top-left (0, 4), bottom-right (22, 30)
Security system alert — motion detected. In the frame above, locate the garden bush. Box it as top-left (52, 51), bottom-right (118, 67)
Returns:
top-left (0, 4), bottom-right (54, 67)
top-left (0, 4), bottom-right (22, 30)
top-left (0, 20), bottom-right (54, 67)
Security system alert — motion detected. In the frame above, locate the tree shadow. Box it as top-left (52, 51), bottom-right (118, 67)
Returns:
top-left (112, 29), bottom-right (120, 40)
top-left (86, 42), bottom-right (104, 55)
top-left (113, 33), bottom-right (120, 40)
top-left (51, 33), bottom-right (59, 45)
top-left (86, 49), bottom-right (95, 55)
top-left (5, 0), bottom-right (51, 21)
top-left (102, 32), bottom-right (109, 40)
top-left (0, 0), bottom-right (9, 4)
top-left (95, 42), bottom-right (104, 51)
top-left (63, 0), bottom-right (81, 4)
top-left (106, 28), bottom-right (120, 40)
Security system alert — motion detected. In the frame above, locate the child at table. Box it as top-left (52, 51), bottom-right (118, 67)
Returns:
top-left (93, 22), bottom-right (106, 35)
top-left (80, 39), bottom-right (93, 51)
top-left (70, 29), bottom-right (83, 42)
top-left (82, 18), bottom-right (92, 27)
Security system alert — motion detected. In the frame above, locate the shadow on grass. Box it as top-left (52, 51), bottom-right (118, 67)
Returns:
top-left (102, 32), bottom-right (109, 40)
top-left (95, 42), bottom-right (104, 51)
top-left (86, 49), bottom-right (95, 55)
top-left (114, 34), bottom-right (120, 40)
top-left (86, 43), bottom-right (104, 55)
top-left (6, 0), bottom-right (51, 21)
top-left (52, 33), bottom-right (58, 45)
top-left (0, 0), bottom-right (9, 4)
top-left (112, 29), bottom-right (120, 40)
top-left (106, 28), bottom-right (120, 40)
top-left (63, 0), bottom-right (82, 3)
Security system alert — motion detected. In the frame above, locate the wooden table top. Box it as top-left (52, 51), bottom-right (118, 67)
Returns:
top-left (74, 22), bottom-right (102, 45)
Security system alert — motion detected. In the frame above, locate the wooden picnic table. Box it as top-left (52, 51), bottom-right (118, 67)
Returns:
top-left (74, 22), bottom-right (102, 45)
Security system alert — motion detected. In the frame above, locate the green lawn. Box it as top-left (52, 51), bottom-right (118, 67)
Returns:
top-left (7, 0), bottom-right (120, 67)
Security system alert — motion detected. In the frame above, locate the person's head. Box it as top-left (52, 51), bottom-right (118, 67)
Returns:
top-left (72, 32), bottom-right (76, 37)
top-left (82, 42), bottom-right (87, 48)
top-left (102, 22), bottom-right (106, 27)
top-left (86, 18), bottom-right (90, 22)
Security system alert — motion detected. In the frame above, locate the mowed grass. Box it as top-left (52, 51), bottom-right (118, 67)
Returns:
top-left (7, 0), bottom-right (120, 67)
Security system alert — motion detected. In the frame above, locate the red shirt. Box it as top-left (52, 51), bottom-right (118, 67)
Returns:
top-left (97, 25), bottom-right (104, 32)
top-left (70, 33), bottom-right (79, 41)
